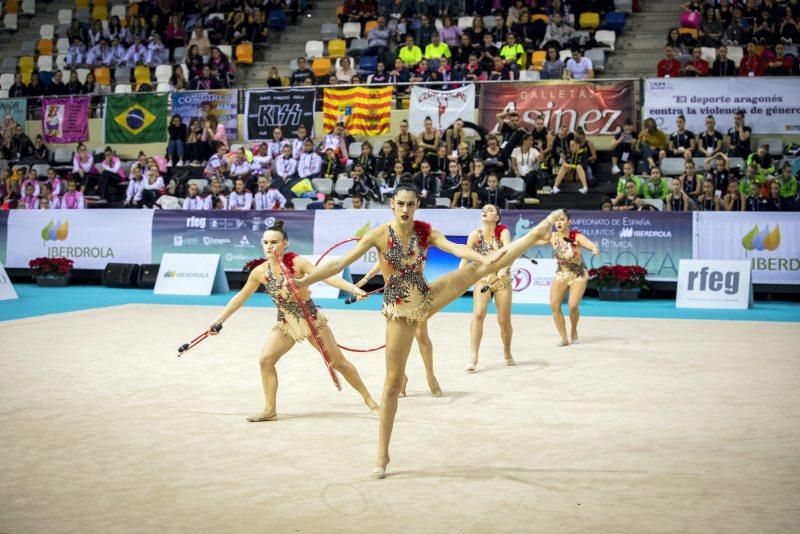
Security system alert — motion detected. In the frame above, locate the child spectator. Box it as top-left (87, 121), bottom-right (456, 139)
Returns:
top-left (227, 178), bottom-right (253, 210)
top-left (182, 183), bottom-right (204, 210)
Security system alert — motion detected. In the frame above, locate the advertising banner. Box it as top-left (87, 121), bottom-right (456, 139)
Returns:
top-left (0, 210), bottom-right (7, 264)
top-left (509, 258), bottom-right (557, 304)
top-left (0, 98), bottom-right (27, 131)
top-left (0, 262), bottom-right (17, 301)
top-left (694, 212), bottom-right (800, 285)
top-left (41, 96), bottom-right (90, 143)
top-left (5, 210), bottom-right (153, 269)
top-left (313, 210), bottom-right (692, 281)
top-left (152, 211), bottom-right (315, 271)
top-left (478, 81), bottom-right (635, 135)
top-left (172, 90), bottom-right (239, 141)
top-left (245, 88), bottom-right (316, 140)
top-left (676, 259), bottom-right (752, 309)
top-left (323, 86), bottom-right (393, 136)
top-left (153, 253), bottom-right (229, 295)
top-left (643, 77), bottom-right (800, 134)
top-left (409, 85), bottom-right (476, 133)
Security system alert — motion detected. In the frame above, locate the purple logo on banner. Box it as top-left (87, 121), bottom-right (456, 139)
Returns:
top-left (41, 97), bottom-right (90, 143)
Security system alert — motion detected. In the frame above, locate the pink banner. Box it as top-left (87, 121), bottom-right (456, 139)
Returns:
top-left (41, 96), bottom-right (90, 143)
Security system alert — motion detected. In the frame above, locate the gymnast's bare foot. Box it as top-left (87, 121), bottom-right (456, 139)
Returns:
top-left (547, 209), bottom-right (565, 224)
top-left (366, 399), bottom-right (380, 414)
top-left (427, 375), bottom-right (442, 397)
top-left (504, 354), bottom-right (515, 366)
top-left (399, 375), bottom-right (408, 397)
top-left (247, 410), bottom-right (277, 422)
top-left (570, 331), bottom-right (579, 344)
top-left (372, 456), bottom-right (390, 479)
top-left (557, 338), bottom-right (569, 347)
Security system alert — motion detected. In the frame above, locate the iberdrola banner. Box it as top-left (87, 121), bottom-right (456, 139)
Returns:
top-left (104, 93), bottom-right (168, 143)
top-left (322, 86), bottom-right (392, 135)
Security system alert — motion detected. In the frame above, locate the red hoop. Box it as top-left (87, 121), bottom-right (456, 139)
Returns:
top-left (274, 252), bottom-right (342, 391)
top-left (314, 237), bottom-right (386, 353)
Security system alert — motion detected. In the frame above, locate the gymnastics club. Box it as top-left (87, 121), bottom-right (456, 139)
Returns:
top-left (480, 256), bottom-right (538, 293)
top-left (344, 287), bottom-right (384, 305)
top-left (177, 323), bottom-right (222, 357)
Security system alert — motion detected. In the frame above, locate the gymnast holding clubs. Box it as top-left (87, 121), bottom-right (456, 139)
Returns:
top-left (206, 220), bottom-right (380, 422)
top-left (533, 209), bottom-right (600, 347)
top-left (295, 183), bottom-right (565, 479)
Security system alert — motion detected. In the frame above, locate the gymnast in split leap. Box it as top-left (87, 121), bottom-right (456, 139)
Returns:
top-left (296, 184), bottom-right (564, 479)
top-left (207, 221), bottom-right (380, 421)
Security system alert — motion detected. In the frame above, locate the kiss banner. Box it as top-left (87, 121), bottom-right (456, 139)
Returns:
top-left (409, 85), bottom-right (475, 133)
top-left (41, 96), bottom-right (90, 143)
top-left (478, 81), bottom-right (635, 135)
top-left (244, 88), bottom-right (316, 140)
top-left (172, 90), bottom-right (239, 140)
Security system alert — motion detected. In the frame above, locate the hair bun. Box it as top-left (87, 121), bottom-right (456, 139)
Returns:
top-left (271, 220), bottom-right (285, 230)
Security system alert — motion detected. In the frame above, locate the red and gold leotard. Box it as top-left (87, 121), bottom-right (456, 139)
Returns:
top-left (553, 229), bottom-right (588, 286)
top-left (380, 220), bottom-right (432, 322)
top-left (473, 224), bottom-right (511, 291)
top-left (263, 252), bottom-right (328, 342)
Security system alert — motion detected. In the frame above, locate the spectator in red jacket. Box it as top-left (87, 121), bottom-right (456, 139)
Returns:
top-left (684, 47), bottom-right (709, 76)
top-left (739, 41), bottom-right (765, 76)
top-left (657, 45), bottom-right (682, 77)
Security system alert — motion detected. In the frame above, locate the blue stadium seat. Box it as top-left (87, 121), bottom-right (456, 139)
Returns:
top-left (358, 55), bottom-right (378, 74)
top-left (268, 10), bottom-right (287, 31)
top-left (604, 12), bottom-right (625, 33)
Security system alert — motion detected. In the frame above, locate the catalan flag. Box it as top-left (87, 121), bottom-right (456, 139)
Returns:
top-left (323, 87), bottom-right (393, 136)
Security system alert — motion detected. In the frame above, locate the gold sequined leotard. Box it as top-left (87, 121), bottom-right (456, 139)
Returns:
top-left (380, 221), bottom-right (433, 322)
top-left (473, 227), bottom-right (511, 291)
top-left (553, 235), bottom-right (588, 286)
top-left (263, 255), bottom-right (327, 342)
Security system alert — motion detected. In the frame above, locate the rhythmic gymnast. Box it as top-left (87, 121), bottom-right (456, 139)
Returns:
top-left (534, 209), bottom-right (599, 346)
top-left (207, 221), bottom-right (380, 421)
top-left (459, 204), bottom-right (515, 372)
top-left (297, 184), bottom-right (564, 479)
top-left (356, 262), bottom-right (442, 398)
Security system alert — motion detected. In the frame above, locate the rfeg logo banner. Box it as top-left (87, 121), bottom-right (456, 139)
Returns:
top-left (5, 210), bottom-right (153, 269)
top-left (152, 211), bottom-right (315, 271)
top-left (694, 212), bottom-right (800, 285)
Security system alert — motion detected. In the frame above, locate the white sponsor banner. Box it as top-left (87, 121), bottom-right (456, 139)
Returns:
top-left (0, 262), bottom-right (18, 301)
top-left (409, 85), bottom-right (476, 134)
top-left (676, 259), bottom-right (752, 309)
top-left (509, 258), bottom-right (557, 304)
top-left (6, 210), bottom-right (153, 269)
top-left (154, 253), bottom-right (229, 295)
top-left (302, 255), bottom-right (349, 299)
top-left (643, 77), bottom-right (800, 134)
top-left (693, 212), bottom-right (800, 285)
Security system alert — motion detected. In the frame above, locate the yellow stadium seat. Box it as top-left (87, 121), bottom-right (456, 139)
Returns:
top-left (92, 5), bottom-right (107, 20)
top-left (21, 71), bottom-right (31, 84)
top-left (75, 0), bottom-right (89, 8)
top-left (93, 0), bottom-right (107, 6)
top-left (5, 0), bottom-right (20, 14)
top-left (335, 5), bottom-right (344, 16)
top-left (38, 39), bottom-right (53, 56)
top-left (18, 55), bottom-right (34, 72)
top-left (530, 14), bottom-right (549, 25)
top-left (364, 20), bottom-right (378, 35)
top-left (235, 43), bottom-right (253, 64)
top-left (281, 76), bottom-right (290, 87)
top-left (531, 50), bottom-right (546, 71)
top-left (134, 64), bottom-right (151, 85)
top-left (311, 57), bottom-right (332, 78)
top-left (579, 12), bottom-right (600, 30)
top-left (94, 67), bottom-right (110, 85)
top-left (678, 27), bottom-right (697, 40)
top-left (327, 39), bottom-right (346, 58)
top-left (127, 3), bottom-right (138, 17)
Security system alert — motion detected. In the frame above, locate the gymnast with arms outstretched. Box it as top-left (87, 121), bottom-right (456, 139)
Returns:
top-left (296, 184), bottom-right (564, 479)
top-left (207, 221), bottom-right (379, 422)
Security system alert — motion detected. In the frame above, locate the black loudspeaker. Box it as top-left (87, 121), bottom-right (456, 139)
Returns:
top-left (102, 263), bottom-right (140, 288)
top-left (137, 264), bottom-right (160, 289)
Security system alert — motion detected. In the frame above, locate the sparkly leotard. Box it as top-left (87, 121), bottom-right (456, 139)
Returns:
top-left (263, 253), bottom-right (327, 342)
top-left (380, 221), bottom-right (433, 322)
top-left (553, 230), bottom-right (588, 286)
top-left (473, 225), bottom-right (511, 291)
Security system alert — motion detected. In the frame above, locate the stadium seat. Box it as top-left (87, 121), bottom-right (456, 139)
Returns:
top-left (37, 56), bottom-right (53, 72)
top-left (678, 27), bottom-right (698, 40)
top-left (660, 158), bottom-right (686, 176)
top-left (434, 18), bottom-right (443, 31)
top-left (155, 64), bottom-right (172, 83)
top-left (156, 82), bottom-right (170, 92)
top-left (292, 198), bottom-right (312, 210)
top-left (311, 57), bottom-right (332, 78)
top-left (531, 50), bottom-right (546, 70)
top-left (348, 38), bottom-right (368, 55)
top-left (57, 38), bottom-right (70, 54)
top-left (305, 40), bottom-right (324, 59)
top-left (21, 0), bottom-right (35, 16)
top-left (727, 46), bottom-right (743, 67)
top-left (348, 142), bottom-right (362, 158)
top-left (75, 0), bottom-right (89, 9)
top-left (482, 15), bottom-right (496, 29)
top-left (518, 69), bottom-right (540, 80)
top-left (320, 22), bottom-right (339, 41)
top-left (435, 197), bottom-right (450, 208)
top-left (115, 67), bottom-right (131, 84)
top-left (364, 20), bottom-right (378, 35)
top-left (1, 58), bottom-right (16, 73)
top-left (114, 83), bottom-right (132, 93)
top-left (4, 0), bottom-right (19, 14)
top-left (700, 46), bottom-right (716, 64)
top-left (341, 197), bottom-right (355, 209)
top-left (0, 89), bottom-right (9, 98)
top-left (0, 73), bottom-right (14, 89)
top-left (110, 4), bottom-right (126, 20)
top-left (579, 12), bottom-right (600, 30)
top-left (1, 14), bottom-right (18, 31)
top-left (311, 178), bottom-right (333, 194)
top-left (334, 177), bottom-right (354, 196)
top-left (174, 47), bottom-right (187, 63)
top-left (38, 70), bottom-right (53, 86)
top-left (727, 157), bottom-right (745, 170)
top-left (92, 5), bottom-right (108, 20)
top-left (604, 11), bottom-right (625, 33)
top-left (18, 56), bottom-right (34, 73)
top-left (615, 0), bottom-right (634, 14)
top-left (134, 64), bottom-right (151, 85)
top-left (500, 177), bottom-right (525, 193)
top-left (327, 39), bottom-right (346, 58)
top-left (235, 43), bottom-right (253, 64)
top-left (53, 148), bottom-right (73, 165)
top-left (21, 40), bottom-right (36, 56)
top-left (586, 48), bottom-right (605, 71)
top-left (56, 54), bottom-right (67, 69)
top-left (217, 44), bottom-right (233, 60)
top-left (267, 10), bottom-right (287, 31)
top-left (40, 24), bottom-right (55, 40)
top-left (94, 67), bottom-right (111, 85)
top-left (594, 29), bottom-right (616, 51)
top-left (76, 68), bottom-right (89, 83)
top-left (58, 9), bottom-right (73, 25)
top-left (342, 22), bottom-right (361, 40)
top-left (760, 138), bottom-right (784, 156)
top-left (457, 16), bottom-right (474, 30)
top-left (559, 49), bottom-right (571, 63)
top-left (38, 39), bottom-right (54, 56)
top-left (358, 55), bottom-right (378, 74)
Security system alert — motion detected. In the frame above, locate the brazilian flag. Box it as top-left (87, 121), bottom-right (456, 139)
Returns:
top-left (105, 94), bottom-right (168, 143)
